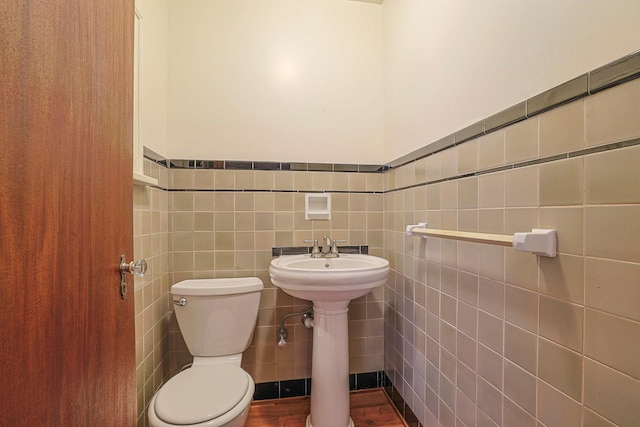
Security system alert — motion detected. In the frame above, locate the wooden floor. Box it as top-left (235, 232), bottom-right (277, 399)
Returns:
top-left (246, 388), bottom-right (408, 427)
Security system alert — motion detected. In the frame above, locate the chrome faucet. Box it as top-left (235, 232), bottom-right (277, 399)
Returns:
top-left (321, 235), bottom-right (332, 254)
top-left (304, 236), bottom-right (346, 258)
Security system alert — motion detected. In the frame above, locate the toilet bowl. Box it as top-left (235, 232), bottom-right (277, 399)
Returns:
top-left (147, 364), bottom-right (254, 427)
top-left (148, 277), bottom-right (263, 427)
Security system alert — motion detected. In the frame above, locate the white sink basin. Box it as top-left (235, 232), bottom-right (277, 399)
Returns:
top-left (269, 254), bottom-right (389, 302)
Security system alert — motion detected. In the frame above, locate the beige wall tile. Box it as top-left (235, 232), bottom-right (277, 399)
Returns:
top-left (294, 171), bottom-right (312, 191)
top-left (194, 193), bottom-right (214, 211)
top-left (586, 78), bottom-right (640, 147)
top-left (349, 173), bottom-right (367, 191)
top-left (215, 192), bottom-right (235, 211)
top-left (504, 323), bottom-right (537, 374)
top-left (504, 207), bottom-right (537, 235)
top-left (539, 100), bottom-right (585, 157)
top-left (214, 170), bottom-right (235, 189)
top-left (539, 207), bottom-right (583, 255)
top-left (504, 360), bottom-right (536, 416)
top-left (193, 212), bottom-right (214, 231)
top-left (478, 245), bottom-right (505, 282)
top-left (583, 407), bottom-right (618, 427)
top-left (477, 410), bottom-right (500, 427)
top-left (441, 145), bottom-right (459, 179)
top-left (402, 162), bottom-right (415, 187)
top-left (235, 170), bottom-right (254, 189)
top-left (478, 209), bottom-right (505, 235)
top-left (478, 172), bottom-right (505, 208)
top-left (503, 396), bottom-right (536, 427)
top-left (193, 169), bottom-right (215, 189)
top-left (478, 277), bottom-right (505, 318)
top-left (585, 206), bottom-right (640, 263)
top-left (458, 302), bottom-right (477, 339)
top-left (426, 184), bottom-right (440, 209)
top-left (440, 181), bottom-right (458, 209)
top-left (505, 250), bottom-right (538, 291)
top-left (585, 145), bottom-right (640, 204)
top-left (312, 172), bottom-right (331, 191)
top-left (539, 157), bottom-right (583, 206)
top-left (235, 193), bottom-right (255, 211)
top-left (172, 192), bottom-right (194, 211)
top-left (274, 170), bottom-right (294, 190)
top-left (505, 117), bottom-right (538, 164)
top-left (458, 209), bottom-right (478, 232)
top-left (172, 212), bottom-right (194, 231)
top-left (477, 377), bottom-right (502, 426)
top-left (584, 358), bottom-right (640, 427)
top-left (426, 153), bottom-right (441, 181)
top-left (538, 338), bottom-right (583, 401)
top-left (456, 387), bottom-right (477, 426)
top-left (505, 285), bottom-right (538, 333)
top-left (366, 173), bottom-right (384, 192)
top-left (414, 157), bottom-right (427, 184)
top-left (537, 380), bottom-right (581, 427)
top-left (585, 308), bottom-right (640, 378)
top-left (457, 331), bottom-right (476, 369)
top-left (477, 344), bottom-right (503, 389)
top-left (585, 257), bottom-right (640, 321)
top-left (539, 296), bottom-right (583, 352)
top-left (172, 169), bottom-right (194, 189)
top-left (538, 254), bottom-right (584, 304)
top-left (458, 139), bottom-right (479, 174)
top-left (478, 311), bottom-right (504, 355)
top-left (505, 166), bottom-right (538, 207)
top-left (478, 130), bottom-right (506, 170)
top-left (458, 176), bottom-right (478, 209)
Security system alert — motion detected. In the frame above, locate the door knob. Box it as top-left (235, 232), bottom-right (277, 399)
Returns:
top-left (119, 255), bottom-right (147, 300)
top-left (120, 257), bottom-right (147, 276)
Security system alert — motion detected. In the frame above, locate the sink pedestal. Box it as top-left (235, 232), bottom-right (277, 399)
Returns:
top-left (306, 300), bottom-right (353, 427)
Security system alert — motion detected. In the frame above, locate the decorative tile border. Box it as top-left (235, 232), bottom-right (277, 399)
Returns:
top-left (143, 148), bottom-right (387, 173)
top-left (272, 245), bottom-right (369, 257)
top-left (253, 371), bottom-right (389, 401)
top-left (386, 137), bottom-right (640, 193)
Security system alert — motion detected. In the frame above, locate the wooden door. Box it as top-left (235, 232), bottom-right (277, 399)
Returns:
top-left (0, 1), bottom-right (136, 425)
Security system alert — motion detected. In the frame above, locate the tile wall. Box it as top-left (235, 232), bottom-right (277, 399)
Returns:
top-left (384, 77), bottom-right (640, 427)
top-left (134, 160), bottom-right (387, 426)
top-left (134, 162), bottom-right (171, 427)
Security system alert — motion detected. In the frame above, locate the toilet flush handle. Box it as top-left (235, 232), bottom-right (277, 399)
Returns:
top-left (172, 297), bottom-right (187, 307)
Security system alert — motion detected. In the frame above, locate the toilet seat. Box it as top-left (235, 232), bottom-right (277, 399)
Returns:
top-left (154, 365), bottom-right (250, 425)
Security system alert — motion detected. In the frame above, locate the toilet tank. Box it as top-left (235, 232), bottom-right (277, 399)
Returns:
top-left (171, 278), bottom-right (263, 357)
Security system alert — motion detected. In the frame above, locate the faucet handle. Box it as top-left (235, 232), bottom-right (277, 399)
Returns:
top-left (304, 239), bottom-right (320, 254)
top-left (331, 239), bottom-right (347, 254)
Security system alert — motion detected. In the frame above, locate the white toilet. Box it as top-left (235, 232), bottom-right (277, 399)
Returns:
top-left (148, 277), bottom-right (263, 427)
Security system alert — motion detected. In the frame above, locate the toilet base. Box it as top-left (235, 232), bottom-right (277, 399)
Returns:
top-left (305, 414), bottom-right (354, 427)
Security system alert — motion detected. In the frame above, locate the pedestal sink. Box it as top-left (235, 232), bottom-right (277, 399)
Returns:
top-left (269, 254), bottom-right (389, 427)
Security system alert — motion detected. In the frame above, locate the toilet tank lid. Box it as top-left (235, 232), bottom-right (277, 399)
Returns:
top-left (171, 277), bottom-right (264, 296)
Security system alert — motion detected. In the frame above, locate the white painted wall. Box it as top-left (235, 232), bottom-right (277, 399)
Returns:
top-left (135, 0), bottom-right (169, 157)
top-left (382, 0), bottom-right (640, 163)
top-left (166, 0), bottom-right (384, 164)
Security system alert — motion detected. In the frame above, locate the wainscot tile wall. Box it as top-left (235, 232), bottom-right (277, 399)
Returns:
top-left (134, 155), bottom-right (387, 427)
top-left (135, 51), bottom-right (640, 427)
top-left (133, 164), bottom-right (171, 427)
top-left (384, 76), bottom-right (640, 427)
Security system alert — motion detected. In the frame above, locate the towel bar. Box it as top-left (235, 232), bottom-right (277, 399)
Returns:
top-left (406, 223), bottom-right (556, 257)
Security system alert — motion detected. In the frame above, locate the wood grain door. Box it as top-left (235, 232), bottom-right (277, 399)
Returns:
top-left (0, 1), bottom-right (136, 425)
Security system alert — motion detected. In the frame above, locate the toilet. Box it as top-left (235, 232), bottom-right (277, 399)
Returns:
top-left (148, 277), bottom-right (263, 427)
